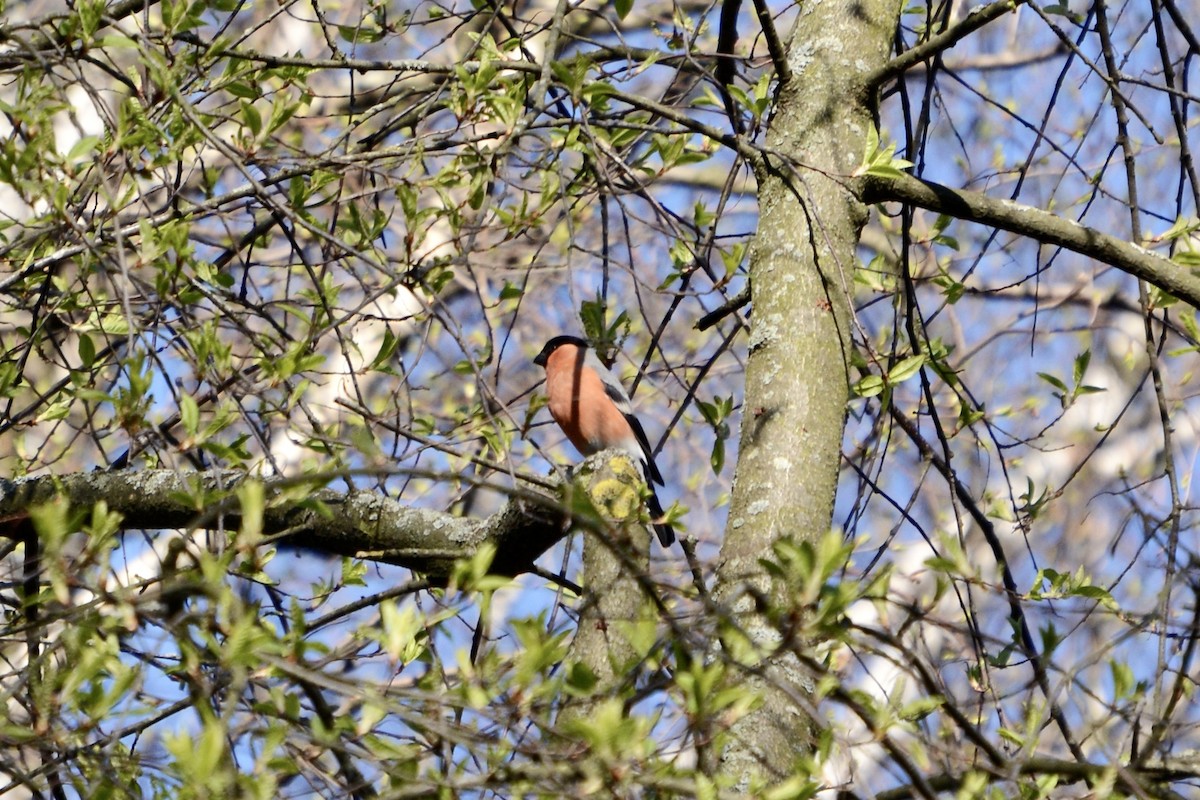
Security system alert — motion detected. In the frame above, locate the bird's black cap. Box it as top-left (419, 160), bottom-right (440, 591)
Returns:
top-left (533, 335), bottom-right (589, 367)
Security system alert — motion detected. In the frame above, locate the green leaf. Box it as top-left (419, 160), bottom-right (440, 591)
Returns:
top-left (698, 395), bottom-right (733, 473)
top-left (267, 96), bottom-right (304, 135)
top-left (762, 774), bottom-right (819, 800)
top-left (853, 127), bottom-right (914, 179)
top-left (79, 0), bottom-right (106, 40)
top-left (368, 326), bottom-right (400, 372)
top-left (1072, 349), bottom-right (1091, 385)
top-left (710, 437), bottom-right (725, 473)
top-left (887, 354), bottom-right (926, 384)
top-left (37, 397), bottom-right (73, 422)
top-left (237, 479), bottom-right (264, 542)
top-left (566, 661), bottom-right (598, 693)
top-left (240, 101), bottom-right (262, 137)
top-left (1037, 372), bottom-right (1068, 393)
top-left (1041, 2), bottom-right (1084, 21)
top-left (336, 23), bottom-right (385, 43)
top-left (180, 392), bottom-right (200, 436)
top-left (925, 556), bottom-right (965, 577)
top-left (66, 135), bottom-right (101, 165)
top-left (1040, 621), bottom-right (1061, 655)
top-left (899, 694), bottom-right (944, 721)
top-left (853, 374), bottom-right (885, 398)
top-left (77, 333), bottom-right (96, 368)
top-left (1110, 659), bottom-right (1134, 699)
top-left (1069, 584), bottom-right (1117, 610)
top-left (341, 557), bottom-right (367, 588)
top-left (378, 601), bottom-right (426, 664)
top-left (1172, 249), bottom-right (1200, 267)
top-left (1154, 215), bottom-right (1200, 242)
top-left (225, 81), bottom-right (261, 100)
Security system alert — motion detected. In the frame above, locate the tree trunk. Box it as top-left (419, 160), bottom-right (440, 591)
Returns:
top-left (557, 452), bottom-right (655, 727)
top-left (708, 0), bottom-right (898, 787)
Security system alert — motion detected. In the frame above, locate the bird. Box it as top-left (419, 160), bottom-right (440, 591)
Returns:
top-left (533, 335), bottom-right (676, 546)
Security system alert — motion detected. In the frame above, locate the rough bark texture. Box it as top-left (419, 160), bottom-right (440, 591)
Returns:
top-left (557, 454), bottom-right (655, 727)
top-left (709, 0), bottom-right (899, 787)
top-left (0, 458), bottom-right (642, 580)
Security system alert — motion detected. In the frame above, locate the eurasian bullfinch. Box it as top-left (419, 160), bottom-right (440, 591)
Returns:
top-left (533, 336), bottom-right (676, 547)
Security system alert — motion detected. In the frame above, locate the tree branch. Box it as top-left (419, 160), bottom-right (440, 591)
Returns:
top-left (0, 467), bottom-right (592, 580)
top-left (867, 0), bottom-right (1028, 88)
top-left (867, 755), bottom-right (1198, 800)
top-left (751, 0), bottom-right (792, 86)
top-left (859, 171), bottom-right (1200, 309)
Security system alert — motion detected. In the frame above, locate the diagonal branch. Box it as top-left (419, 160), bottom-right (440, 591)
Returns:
top-left (867, 0), bottom-right (1029, 88)
top-left (750, 0), bottom-right (792, 86)
top-left (859, 172), bottom-right (1200, 309)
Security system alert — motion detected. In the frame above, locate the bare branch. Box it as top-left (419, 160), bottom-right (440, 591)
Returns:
top-left (859, 172), bottom-right (1200, 309)
top-left (751, 0), bottom-right (792, 86)
top-left (868, 0), bottom-right (1028, 88)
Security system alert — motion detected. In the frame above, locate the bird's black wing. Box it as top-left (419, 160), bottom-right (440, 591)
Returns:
top-left (621, 405), bottom-right (665, 487)
top-left (594, 357), bottom-right (666, 487)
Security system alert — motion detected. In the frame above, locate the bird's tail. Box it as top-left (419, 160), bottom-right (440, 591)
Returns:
top-left (645, 484), bottom-right (676, 547)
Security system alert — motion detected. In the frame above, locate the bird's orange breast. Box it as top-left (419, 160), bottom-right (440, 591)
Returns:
top-left (543, 347), bottom-right (635, 456)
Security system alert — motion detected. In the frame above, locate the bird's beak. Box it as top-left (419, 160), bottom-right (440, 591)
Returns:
top-left (533, 350), bottom-right (548, 367)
